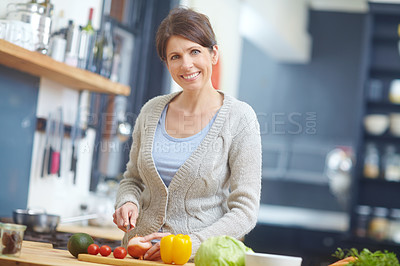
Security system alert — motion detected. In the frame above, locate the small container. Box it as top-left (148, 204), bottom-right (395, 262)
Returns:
top-left (369, 207), bottom-right (389, 241)
top-left (363, 143), bottom-right (380, 179)
top-left (0, 223), bottom-right (26, 257)
top-left (389, 209), bottom-right (400, 243)
top-left (383, 145), bottom-right (400, 181)
top-left (355, 205), bottom-right (372, 238)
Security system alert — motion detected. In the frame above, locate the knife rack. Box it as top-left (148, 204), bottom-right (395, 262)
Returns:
top-left (36, 117), bottom-right (86, 139)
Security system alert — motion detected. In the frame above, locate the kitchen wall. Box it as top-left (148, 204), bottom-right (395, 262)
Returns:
top-left (27, 79), bottom-right (98, 219)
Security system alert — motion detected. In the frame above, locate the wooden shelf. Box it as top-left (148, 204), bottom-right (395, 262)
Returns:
top-left (0, 39), bottom-right (130, 96)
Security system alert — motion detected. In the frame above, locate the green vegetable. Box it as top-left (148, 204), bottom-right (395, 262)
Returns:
top-left (333, 248), bottom-right (400, 266)
top-left (194, 236), bottom-right (253, 266)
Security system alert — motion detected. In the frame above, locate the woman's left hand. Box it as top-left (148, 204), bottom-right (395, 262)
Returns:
top-left (141, 232), bottom-right (171, 261)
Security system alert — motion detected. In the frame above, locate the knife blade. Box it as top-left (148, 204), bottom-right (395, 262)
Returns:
top-left (71, 92), bottom-right (82, 184)
top-left (40, 112), bottom-right (52, 178)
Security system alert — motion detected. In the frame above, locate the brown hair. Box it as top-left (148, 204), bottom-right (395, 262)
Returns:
top-left (156, 7), bottom-right (217, 62)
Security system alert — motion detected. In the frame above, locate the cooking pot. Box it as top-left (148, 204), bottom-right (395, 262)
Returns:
top-left (13, 209), bottom-right (98, 233)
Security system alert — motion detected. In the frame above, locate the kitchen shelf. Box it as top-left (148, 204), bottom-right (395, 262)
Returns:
top-left (367, 101), bottom-right (400, 109)
top-left (0, 39), bottom-right (130, 96)
top-left (364, 132), bottom-right (400, 143)
top-left (370, 67), bottom-right (400, 77)
top-left (358, 178), bottom-right (400, 208)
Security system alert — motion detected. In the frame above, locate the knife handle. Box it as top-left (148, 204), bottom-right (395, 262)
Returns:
top-left (50, 151), bottom-right (60, 175)
top-left (47, 147), bottom-right (53, 175)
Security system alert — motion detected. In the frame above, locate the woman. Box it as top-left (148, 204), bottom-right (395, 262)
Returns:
top-left (113, 7), bottom-right (261, 260)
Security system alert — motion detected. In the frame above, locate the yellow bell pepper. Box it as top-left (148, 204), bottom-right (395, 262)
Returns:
top-left (160, 234), bottom-right (192, 265)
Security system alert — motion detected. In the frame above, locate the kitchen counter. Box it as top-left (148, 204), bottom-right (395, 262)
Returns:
top-left (56, 224), bottom-right (124, 241)
top-left (0, 241), bottom-right (195, 266)
top-left (0, 241), bottom-right (105, 266)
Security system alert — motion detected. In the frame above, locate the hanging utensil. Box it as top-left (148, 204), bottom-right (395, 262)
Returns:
top-left (49, 108), bottom-right (63, 175)
top-left (40, 112), bottom-right (52, 178)
top-left (70, 92), bottom-right (82, 184)
top-left (57, 108), bottom-right (64, 177)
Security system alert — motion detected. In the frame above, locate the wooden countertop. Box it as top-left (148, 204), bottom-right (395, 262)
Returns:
top-left (0, 39), bottom-right (130, 96)
top-left (56, 224), bottom-right (124, 241)
top-left (0, 241), bottom-right (194, 266)
top-left (0, 241), bottom-right (105, 266)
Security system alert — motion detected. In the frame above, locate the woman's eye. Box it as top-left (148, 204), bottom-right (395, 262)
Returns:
top-left (171, 55), bottom-right (179, 60)
top-left (191, 49), bottom-right (200, 55)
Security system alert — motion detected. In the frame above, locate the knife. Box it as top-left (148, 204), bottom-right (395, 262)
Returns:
top-left (57, 108), bottom-right (64, 177)
top-left (71, 92), bottom-right (82, 184)
top-left (49, 108), bottom-right (63, 175)
top-left (40, 112), bottom-right (52, 178)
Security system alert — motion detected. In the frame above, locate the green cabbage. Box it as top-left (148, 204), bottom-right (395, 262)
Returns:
top-left (194, 236), bottom-right (253, 266)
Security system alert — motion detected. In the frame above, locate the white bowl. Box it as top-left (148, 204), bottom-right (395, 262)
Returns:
top-left (245, 252), bottom-right (302, 266)
top-left (363, 114), bottom-right (389, 135)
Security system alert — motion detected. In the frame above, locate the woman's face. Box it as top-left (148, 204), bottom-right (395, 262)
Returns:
top-left (165, 35), bottom-right (218, 93)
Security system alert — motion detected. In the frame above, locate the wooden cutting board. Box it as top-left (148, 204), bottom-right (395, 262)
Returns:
top-left (78, 254), bottom-right (195, 266)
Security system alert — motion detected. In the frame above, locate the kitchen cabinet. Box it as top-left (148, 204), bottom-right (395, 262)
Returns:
top-left (350, 2), bottom-right (400, 253)
top-left (0, 39), bottom-right (130, 96)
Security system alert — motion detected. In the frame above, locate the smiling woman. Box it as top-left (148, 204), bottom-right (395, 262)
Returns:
top-left (113, 7), bottom-right (262, 261)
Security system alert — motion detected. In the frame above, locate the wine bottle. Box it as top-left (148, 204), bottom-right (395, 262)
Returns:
top-left (99, 21), bottom-right (114, 78)
top-left (77, 8), bottom-right (96, 70)
top-left (91, 21), bottom-right (114, 77)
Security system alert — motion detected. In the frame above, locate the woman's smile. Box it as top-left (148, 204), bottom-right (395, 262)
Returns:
top-left (182, 71), bottom-right (201, 80)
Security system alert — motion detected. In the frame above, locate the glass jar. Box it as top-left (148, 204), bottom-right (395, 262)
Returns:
top-left (363, 143), bottom-right (380, 179)
top-left (0, 223), bottom-right (26, 257)
top-left (388, 209), bottom-right (400, 243)
top-left (368, 207), bottom-right (389, 241)
top-left (355, 205), bottom-right (371, 238)
top-left (383, 145), bottom-right (400, 181)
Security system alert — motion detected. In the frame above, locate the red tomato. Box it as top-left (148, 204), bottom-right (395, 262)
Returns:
top-left (87, 244), bottom-right (100, 255)
top-left (113, 247), bottom-right (127, 259)
top-left (99, 245), bottom-right (112, 257)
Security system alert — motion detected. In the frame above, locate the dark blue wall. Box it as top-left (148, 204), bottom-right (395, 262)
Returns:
top-left (0, 65), bottom-right (39, 217)
top-left (239, 10), bottom-right (365, 211)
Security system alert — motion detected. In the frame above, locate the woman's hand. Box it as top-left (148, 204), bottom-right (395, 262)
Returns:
top-left (113, 202), bottom-right (138, 232)
top-left (141, 232), bottom-right (171, 261)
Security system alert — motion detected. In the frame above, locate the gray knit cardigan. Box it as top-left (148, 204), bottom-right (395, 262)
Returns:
top-left (115, 91), bottom-right (262, 257)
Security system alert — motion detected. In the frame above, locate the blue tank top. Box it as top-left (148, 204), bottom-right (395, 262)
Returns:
top-left (152, 104), bottom-right (218, 186)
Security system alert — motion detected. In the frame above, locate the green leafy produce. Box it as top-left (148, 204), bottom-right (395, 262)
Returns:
top-left (333, 248), bottom-right (400, 266)
top-left (194, 235), bottom-right (253, 266)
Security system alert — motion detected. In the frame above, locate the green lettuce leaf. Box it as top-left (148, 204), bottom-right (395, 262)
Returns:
top-left (194, 236), bottom-right (253, 266)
